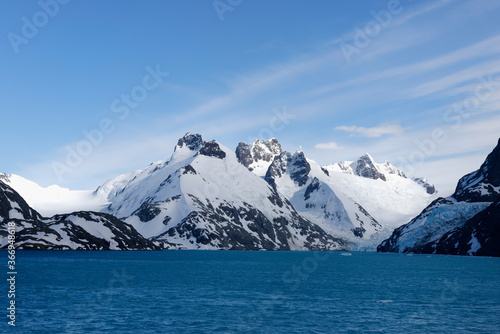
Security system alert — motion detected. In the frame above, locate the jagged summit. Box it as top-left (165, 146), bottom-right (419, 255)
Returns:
top-left (351, 153), bottom-right (387, 181)
top-left (0, 173), bottom-right (10, 183)
top-left (383, 161), bottom-right (406, 178)
top-left (325, 154), bottom-right (404, 181)
top-left (320, 153), bottom-right (436, 194)
top-left (175, 132), bottom-right (205, 152)
top-left (91, 133), bottom-right (346, 250)
top-left (289, 149), bottom-right (311, 187)
top-left (198, 140), bottom-right (226, 159)
top-left (248, 142), bottom-right (437, 248)
top-left (453, 137), bottom-right (500, 202)
top-left (236, 138), bottom-right (284, 176)
top-left (412, 177), bottom-right (436, 195)
top-left (361, 153), bottom-right (373, 160)
top-left (0, 178), bottom-right (41, 222)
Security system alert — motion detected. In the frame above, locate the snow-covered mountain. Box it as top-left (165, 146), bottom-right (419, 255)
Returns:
top-left (0, 179), bottom-right (158, 250)
top-left (427, 196), bottom-right (500, 256)
top-left (95, 133), bottom-right (347, 250)
top-left (236, 138), bottom-right (282, 176)
top-left (378, 138), bottom-right (500, 256)
top-left (324, 155), bottom-right (436, 194)
top-left (2, 133), bottom-right (441, 252)
top-left (0, 173), bottom-right (107, 216)
top-left (237, 139), bottom-right (437, 250)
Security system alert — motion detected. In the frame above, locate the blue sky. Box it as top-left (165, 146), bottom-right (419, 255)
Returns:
top-left (1, 0), bottom-right (499, 196)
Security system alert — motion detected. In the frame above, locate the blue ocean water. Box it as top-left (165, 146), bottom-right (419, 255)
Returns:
top-left (3, 250), bottom-right (500, 333)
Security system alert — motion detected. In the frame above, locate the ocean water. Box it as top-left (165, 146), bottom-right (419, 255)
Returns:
top-left (4, 250), bottom-right (500, 333)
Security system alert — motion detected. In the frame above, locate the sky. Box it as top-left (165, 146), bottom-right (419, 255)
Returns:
top-left (1, 0), bottom-right (499, 196)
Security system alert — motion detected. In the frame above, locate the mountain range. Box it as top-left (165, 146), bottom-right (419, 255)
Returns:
top-left (236, 138), bottom-right (436, 249)
top-left (2, 133), bottom-right (497, 255)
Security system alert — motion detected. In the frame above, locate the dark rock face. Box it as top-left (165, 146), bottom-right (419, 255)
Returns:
top-left (404, 196), bottom-right (500, 257)
top-left (426, 185), bottom-right (436, 195)
top-left (51, 212), bottom-right (160, 250)
top-left (352, 226), bottom-right (366, 238)
top-left (130, 195), bottom-right (181, 223)
top-left (0, 173), bottom-right (9, 183)
top-left (354, 154), bottom-right (386, 181)
top-left (453, 138), bottom-right (500, 202)
top-left (152, 195), bottom-right (348, 251)
top-left (428, 197), bottom-right (500, 256)
top-left (254, 138), bottom-right (282, 161)
top-left (236, 139), bottom-right (283, 170)
top-left (304, 177), bottom-right (321, 201)
top-left (0, 180), bottom-right (41, 222)
top-left (265, 152), bottom-right (291, 189)
top-left (264, 150), bottom-right (311, 188)
top-left (353, 202), bottom-right (381, 231)
top-left (132, 202), bottom-right (162, 222)
top-left (182, 164), bottom-right (197, 175)
top-left (235, 143), bottom-right (253, 168)
top-left (412, 177), bottom-right (436, 194)
top-left (175, 132), bottom-right (205, 151)
top-left (199, 141), bottom-right (226, 159)
top-left (267, 189), bottom-right (285, 208)
top-left (289, 151), bottom-right (311, 187)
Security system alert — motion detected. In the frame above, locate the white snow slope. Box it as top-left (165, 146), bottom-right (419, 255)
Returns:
top-left (0, 173), bottom-right (108, 217)
top-left (242, 140), bottom-right (437, 250)
top-left (94, 134), bottom-right (345, 250)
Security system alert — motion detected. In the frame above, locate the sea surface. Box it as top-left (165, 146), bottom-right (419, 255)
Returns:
top-left (3, 250), bottom-right (500, 333)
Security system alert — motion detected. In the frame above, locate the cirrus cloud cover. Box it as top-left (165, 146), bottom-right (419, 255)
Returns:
top-left (334, 123), bottom-right (405, 138)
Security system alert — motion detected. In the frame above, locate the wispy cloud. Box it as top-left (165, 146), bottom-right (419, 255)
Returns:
top-left (328, 0), bottom-right (454, 46)
top-left (335, 123), bottom-right (404, 138)
top-left (178, 50), bottom-right (340, 122)
top-left (314, 142), bottom-right (344, 150)
top-left (409, 59), bottom-right (500, 98)
top-left (390, 0), bottom-right (455, 27)
top-left (307, 33), bottom-right (500, 101)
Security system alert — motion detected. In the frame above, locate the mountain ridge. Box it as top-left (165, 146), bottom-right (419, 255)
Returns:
top-left (0, 180), bottom-right (158, 250)
top-left (2, 132), bottom-right (441, 251)
top-left (378, 138), bottom-right (500, 256)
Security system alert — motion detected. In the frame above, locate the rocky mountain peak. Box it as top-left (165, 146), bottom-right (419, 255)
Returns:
top-left (0, 180), bottom-right (41, 222)
top-left (199, 140), bottom-right (226, 159)
top-left (264, 152), bottom-right (291, 188)
top-left (266, 138), bottom-right (282, 155)
top-left (236, 138), bottom-right (283, 174)
top-left (453, 137), bottom-right (500, 202)
top-left (0, 173), bottom-right (10, 183)
top-left (175, 132), bottom-right (205, 152)
top-left (289, 149), bottom-right (311, 187)
top-left (382, 161), bottom-right (406, 178)
top-left (252, 139), bottom-right (282, 162)
top-left (412, 177), bottom-right (436, 195)
top-left (352, 153), bottom-right (387, 181)
top-left (235, 142), bottom-right (253, 167)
